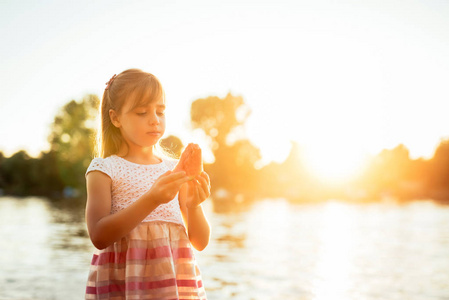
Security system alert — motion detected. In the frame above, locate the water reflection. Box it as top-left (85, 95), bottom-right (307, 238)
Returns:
top-left (1, 196), bottom-right (448, 300)
top-left (200, 199), bottom-right (449, 299)
top-left (312, 202), bottom-right (355, 300)
top-left (0, 197), bottom-right (92, 300)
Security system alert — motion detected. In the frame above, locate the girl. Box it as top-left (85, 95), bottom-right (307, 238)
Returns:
top-left (85, 69), bottom-right (210, 299)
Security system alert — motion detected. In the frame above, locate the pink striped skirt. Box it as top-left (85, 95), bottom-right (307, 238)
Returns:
top-left (85, 221), bottom-right (207, 300)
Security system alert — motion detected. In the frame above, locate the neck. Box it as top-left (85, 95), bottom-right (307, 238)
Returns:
top-left (117, 145), bottom-right (161, 164)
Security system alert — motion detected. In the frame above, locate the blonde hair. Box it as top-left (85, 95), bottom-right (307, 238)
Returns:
top-left (96, 69), bottom-right (166, 158)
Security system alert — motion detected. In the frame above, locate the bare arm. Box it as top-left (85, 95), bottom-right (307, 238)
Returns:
top-left (179, 172), bottom-right (211, 251)
top-left (85, 170), bottom-right (189, 250)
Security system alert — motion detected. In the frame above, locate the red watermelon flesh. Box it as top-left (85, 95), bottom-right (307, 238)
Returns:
top-left (173, 143), bottom-right (203, 176)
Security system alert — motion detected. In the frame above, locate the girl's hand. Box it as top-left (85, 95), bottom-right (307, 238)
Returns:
top-left (146, 171), bottom-right (190, 206)
top-left (186, 171), bottom-right (211, 209)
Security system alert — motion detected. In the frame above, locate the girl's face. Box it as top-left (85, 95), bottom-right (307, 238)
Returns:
top-left (110, 95), bottom-right (166, 151)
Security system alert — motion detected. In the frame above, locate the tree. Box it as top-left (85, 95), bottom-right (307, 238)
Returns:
top-left (48, 94), bottom-right (99, 192)
top-left (190, 93), bottom-right (261, 193)
top-left (0, 151), bottom-right (32, 195)
top-left (35, 150), bottom-right (65, 197)
top-left (426, 139), bottom-right (449, 199)
top-left (191, 93), bottom-right (251, 151)
top-left (257, 141), bottom-right (310, 199)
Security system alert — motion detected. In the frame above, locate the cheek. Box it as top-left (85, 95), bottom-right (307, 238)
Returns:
top-left (159, 117), bottom-right (166, 128)
top-left (126, 118), bottom-right (142, 129)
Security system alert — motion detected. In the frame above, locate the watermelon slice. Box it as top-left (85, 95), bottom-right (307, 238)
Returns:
top-left (173, 143), bottom-right (203, 176)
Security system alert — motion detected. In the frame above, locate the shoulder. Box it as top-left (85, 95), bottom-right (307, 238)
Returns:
top-left (86, 156), bottom-right (117, 179)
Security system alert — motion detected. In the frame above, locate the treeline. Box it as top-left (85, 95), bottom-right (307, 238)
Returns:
top-left (190, 93), bottom-right (449, 204)
top-left (256, 141), bottom-right (449, 204)
top-left (0, 150), bottom-right (63, 197)
top-left (0, 95), bottom-right (99, 198)
top-left (0, 93), bottom-right (448, 204)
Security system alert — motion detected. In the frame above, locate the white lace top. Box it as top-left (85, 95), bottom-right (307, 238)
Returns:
top-left (85, 155), bottom-right (184, 226)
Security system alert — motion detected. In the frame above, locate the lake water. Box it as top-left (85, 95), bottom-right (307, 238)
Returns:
top-left (0, 196), bottom-right (448, 300)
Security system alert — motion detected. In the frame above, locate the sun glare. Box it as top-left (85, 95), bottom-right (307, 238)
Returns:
top-left (303, 145), bottom-right (367, 184)
top-left (312, 202), bottom-right (355, 299)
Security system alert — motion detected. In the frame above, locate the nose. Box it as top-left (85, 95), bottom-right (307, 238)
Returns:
top-left (148, 112), bottom-right (160, 125)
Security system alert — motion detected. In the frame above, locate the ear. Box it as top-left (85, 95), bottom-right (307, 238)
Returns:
top-left (109, 109), bottom-right (121, 128)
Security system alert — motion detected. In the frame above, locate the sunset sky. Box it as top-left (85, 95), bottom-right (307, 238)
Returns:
top-left (1, 0), bottom-right (449, 180)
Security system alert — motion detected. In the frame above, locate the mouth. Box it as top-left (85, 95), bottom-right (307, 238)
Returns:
top-left (146, 131), bottom-right (161, 136)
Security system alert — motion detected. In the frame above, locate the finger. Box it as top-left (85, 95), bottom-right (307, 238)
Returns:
top-left (154, 170), bottom-right (172, 183)
top-left (201, 177), bottom-right (211, 198)
top-left (187, 181), bottom-right (196, 198)
top-left (158, 171), bottom-right (186, 184)
top-left (196, 174), bottom-right (211, 193)
top-left (159, 170), bottom-right (172, 177)
top-left (164, 179), bottom-right (191, 194)
top-left (200, 171), bottom-right (211, 187)
top-left (192, 176), bottom-right (209, 198)
top-left (195, 175), bottom-right (209, 191)
top-left (169, 171), bottom-right (187, 179)
top-left (169, 176), bottom-right (192, 189)
top-left (196, 182), bottom-right (208, 200)
top-left (194, 182), bottom-right (202, 199)
top-left (199, 172), bottom-right (210, 189)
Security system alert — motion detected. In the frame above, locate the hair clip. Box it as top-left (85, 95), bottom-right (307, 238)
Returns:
top-left (105, 74), bottom-right (117, 90)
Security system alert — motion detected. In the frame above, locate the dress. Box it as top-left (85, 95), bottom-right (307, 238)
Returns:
top-left (85, 155), bottom-right (207, 300)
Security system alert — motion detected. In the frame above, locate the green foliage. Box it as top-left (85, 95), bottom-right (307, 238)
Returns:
top-left (0, 151), bottom-right (33, 195)
top-left (0, 150), bottom-right (63, 196)
top-left (1, 91), bottom-right (449, 203)
top-left (190, 93), bottom-right (261, 193)
top-left (0, 95), bottom-right (99, 198)
top-left (0, 94), bottom-right (188, 199)
top-left (191, 93), bottom-right (251, 149)
top-left (48, 95), bottom-right (99, 191)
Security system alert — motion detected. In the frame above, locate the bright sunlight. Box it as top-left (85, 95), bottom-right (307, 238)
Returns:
top-left (303, 145), bottom-right (368, 183)
top-left (313, 202), bottom-right (356, 300)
